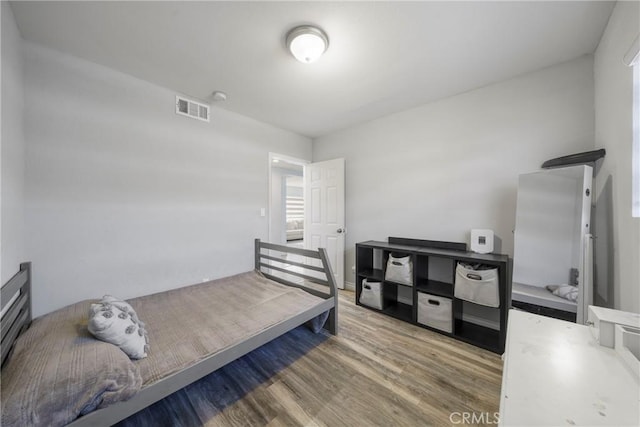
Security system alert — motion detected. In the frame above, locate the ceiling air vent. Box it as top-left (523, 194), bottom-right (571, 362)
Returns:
top-left (175, 96), bottom-right (210, 122)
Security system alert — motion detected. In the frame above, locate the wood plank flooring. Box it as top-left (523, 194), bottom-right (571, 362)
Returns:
top-left (117, 291), bottom-right (503, 427)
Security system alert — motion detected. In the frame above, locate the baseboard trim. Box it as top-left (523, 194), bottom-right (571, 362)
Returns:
top-left (344, 281), bottom-right (355, 291)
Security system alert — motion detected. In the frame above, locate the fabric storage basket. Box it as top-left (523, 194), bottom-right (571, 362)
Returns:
top-left (417, 293), bottom-right (452, 333)
top-left (359, 279), bottom-right (384, 310)
top-left (385, 254), bottom-right (413, 286)
top-left (454, 263), bottom-right (499, 307)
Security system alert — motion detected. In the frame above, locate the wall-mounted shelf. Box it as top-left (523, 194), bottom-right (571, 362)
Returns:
top-left (355, 238), bottom-right (512, 354)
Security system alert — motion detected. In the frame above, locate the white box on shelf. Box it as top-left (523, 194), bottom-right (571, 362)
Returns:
top-left (417, 293), bottom-right (452, 333)
top-left (470, 229), bottom-right (494, 254)
top-left (359, 279), bottom-right (383, 310)
top-left (455, 263), bottom-right (500, 307)
top-left (385, 254), bottom-right (413, 286)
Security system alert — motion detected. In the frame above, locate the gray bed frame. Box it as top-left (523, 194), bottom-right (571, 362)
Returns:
top-left (0, 239), bottom-right (338, 426)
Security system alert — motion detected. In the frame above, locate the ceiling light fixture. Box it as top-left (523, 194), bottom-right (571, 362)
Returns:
top-left (286, 25), bottom-right (329, 64)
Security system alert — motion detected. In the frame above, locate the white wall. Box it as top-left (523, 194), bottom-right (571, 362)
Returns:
top-left (313, 56), bottom-right (595, 285)
top-left (23, 42), bottom-right (311, 317)
top-left (594, 0), bottom-right (640, 313)
top-left (1, 2), bottom-right (26, 284)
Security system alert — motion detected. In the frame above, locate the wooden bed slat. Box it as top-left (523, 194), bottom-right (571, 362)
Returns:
top-left (259, 262), bottom-right (329, 287)
top-left (1, 292), bottom-right (28, 341)
top-left (1, 308), bottom-right (29, 366)
top-left (259, 253), bottom-right (326, 273)
top-left (258, 241), bottom-right (322, 259)
top-left (1, 263), bottom-right (31, 368)
top-left (1, 269), bottom-right (28, 312)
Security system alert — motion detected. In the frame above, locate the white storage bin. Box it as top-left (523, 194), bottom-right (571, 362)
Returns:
top-left (417, 293), bottom-right (452, 333)
top-left (385, 254), bottom-right (413, 286)
top-left (454, 263), bottom-right (500, 307)
top-left (359, 279), bottom-right (383, 310)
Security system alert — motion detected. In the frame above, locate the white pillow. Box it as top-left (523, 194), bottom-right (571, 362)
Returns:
top-left (88, 295), bottom-right (149, 359)
top-left (101, 295), bottom-right (146, 328)
top-left (546, 284), bottom-right (578, 302)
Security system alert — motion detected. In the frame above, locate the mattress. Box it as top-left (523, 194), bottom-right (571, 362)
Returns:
top-left (130, 270), bottom-right (325, 385)
top-left (512, 282), bottom-right (577, 313)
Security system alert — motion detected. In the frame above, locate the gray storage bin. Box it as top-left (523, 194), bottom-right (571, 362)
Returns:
top-left (417, 293), bottom-right (453, 333)
top-left (454, 263), bottom-right (500, 307)
top-left (385, 254), bottom-right (413, 286)
top-left (359, 279), bottom-right (383, 310)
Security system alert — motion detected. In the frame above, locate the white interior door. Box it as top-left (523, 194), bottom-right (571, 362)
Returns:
top-left (304, 158), bottom-right (345, 289)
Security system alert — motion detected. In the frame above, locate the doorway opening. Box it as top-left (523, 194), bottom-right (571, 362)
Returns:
top-left (268, 153), bottom-right (307, 248)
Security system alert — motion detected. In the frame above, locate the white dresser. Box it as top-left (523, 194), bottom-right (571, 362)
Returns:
top-left (499, 309), bottom-right (640, 426)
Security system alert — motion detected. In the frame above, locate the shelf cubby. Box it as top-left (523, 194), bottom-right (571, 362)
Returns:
top-left (382, 302), bottom-right (413, 322)
top-left (415, 278), bottom-right (453, 298)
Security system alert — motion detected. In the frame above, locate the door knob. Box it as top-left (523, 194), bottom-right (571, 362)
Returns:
top-left (337, 228), bottom-right (344, 234)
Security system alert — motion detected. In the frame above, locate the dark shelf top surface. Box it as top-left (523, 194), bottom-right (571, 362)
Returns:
top-left (416, 279), bottom-right (453, 298)
top-left (358, 268), bottom-right (384, 281)
top-left (356, 240), bottom-right (509, 264)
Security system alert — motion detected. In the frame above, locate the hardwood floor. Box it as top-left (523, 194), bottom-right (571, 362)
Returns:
top-left (117, 291), bottom-right (503, 427)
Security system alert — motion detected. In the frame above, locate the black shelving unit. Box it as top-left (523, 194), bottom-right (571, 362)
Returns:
top-left (355, 238), bottom-right (512, 354)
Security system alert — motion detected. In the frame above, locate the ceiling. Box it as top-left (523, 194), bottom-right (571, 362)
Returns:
top-left (10, 1), bottom-right (615, 138)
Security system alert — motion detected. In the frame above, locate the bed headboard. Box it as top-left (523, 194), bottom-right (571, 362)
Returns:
top-left (1, 262), bottom-right (32, 367)
top-left (254, 239), bottom-right (337, 299)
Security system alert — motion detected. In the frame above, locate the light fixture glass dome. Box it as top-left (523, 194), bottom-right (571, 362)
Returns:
top-left (286, 25), bottom-right (329, 64)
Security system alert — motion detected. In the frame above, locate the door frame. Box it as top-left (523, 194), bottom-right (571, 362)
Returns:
top-left (267, 153), bottom-right (309, 245)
